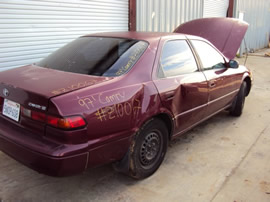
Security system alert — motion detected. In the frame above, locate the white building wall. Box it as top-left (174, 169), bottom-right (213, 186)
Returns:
top-left (136, 0), bottom-right (204, 32)
top-left (203, 0), bottom-right (229, 18)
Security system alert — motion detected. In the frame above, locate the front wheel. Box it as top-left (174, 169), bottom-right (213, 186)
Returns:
top-left (230, 81), bottom-right (247, 116)
top-left (127, 118), bottom-right (168, 179)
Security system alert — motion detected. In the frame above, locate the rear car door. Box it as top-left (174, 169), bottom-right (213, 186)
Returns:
top-left (190, 40), bottom-right (237, 116)
top-left (153, 39), bottom-right (208, 135)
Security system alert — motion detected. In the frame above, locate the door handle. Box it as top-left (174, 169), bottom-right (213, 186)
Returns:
top-left (209, 81), bottom-right (216, 88)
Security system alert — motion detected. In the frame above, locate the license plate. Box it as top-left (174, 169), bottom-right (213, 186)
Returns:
top-left (2, 99), bottom-right (20, 122)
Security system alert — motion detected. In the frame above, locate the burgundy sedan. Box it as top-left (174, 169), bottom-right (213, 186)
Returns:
top-left (0, 18), bottom-right (252, 179)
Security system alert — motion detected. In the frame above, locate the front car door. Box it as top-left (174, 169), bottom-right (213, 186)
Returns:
top-left (190, 39), bottom-right (240, 116)
top-left (153, 38), bottom-right (208, 136)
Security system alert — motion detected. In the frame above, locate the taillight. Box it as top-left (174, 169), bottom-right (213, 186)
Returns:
top-left (31, 110), bottom-right (46, 122)
top-left (47, 115), bottom-right (86, 130)
top-left (21, 107), bottom-right (86, 130)
top-left (47, 115), bottom-right (58, 127)
top-left (22, 107), bottom-right (31, 118)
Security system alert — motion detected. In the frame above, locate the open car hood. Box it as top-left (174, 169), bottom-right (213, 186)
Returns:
top-left (174, 18), bottom-right (249, 60)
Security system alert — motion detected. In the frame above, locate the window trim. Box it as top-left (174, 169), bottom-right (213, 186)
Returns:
top-left (157, 39), bottom-right (200, 78)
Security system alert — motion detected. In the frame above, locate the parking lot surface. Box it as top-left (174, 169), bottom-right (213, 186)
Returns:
top-left (0, 49), bottom-right (270, 202)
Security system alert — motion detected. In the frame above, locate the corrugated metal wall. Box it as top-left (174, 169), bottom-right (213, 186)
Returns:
top-left (203, 0), bottom-right (229, 18)
top-left (0, 0), bottom-right (129, 71)
top-left (235, 0), bottom-right (270, 52)
top-left (136, 0), bottom-right (203, 32)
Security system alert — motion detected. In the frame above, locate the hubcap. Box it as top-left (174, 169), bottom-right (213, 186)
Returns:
top-left (140, 131), bottom-right (161, 168)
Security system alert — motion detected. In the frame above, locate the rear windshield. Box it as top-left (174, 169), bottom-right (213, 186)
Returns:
top-left (37, 37), bottom-right (148, 77)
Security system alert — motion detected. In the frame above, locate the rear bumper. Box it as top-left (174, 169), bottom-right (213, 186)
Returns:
top-left (0, 134), bottom-right (88, 177)
top-left (0, 115), bottom-right (132, 177)
top-left (0, 116), bottom-right (88, 177)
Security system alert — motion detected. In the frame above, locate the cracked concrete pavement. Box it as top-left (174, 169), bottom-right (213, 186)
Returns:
top-left (0, 48), bottom-right (270, 202)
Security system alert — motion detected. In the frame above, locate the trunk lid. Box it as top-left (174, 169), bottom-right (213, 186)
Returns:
top-left (0, 65), bottom-right (112, 112)
top-left (174, 17), bottom-right (249, 60)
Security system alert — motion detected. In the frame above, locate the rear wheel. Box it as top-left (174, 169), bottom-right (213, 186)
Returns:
top-left (230, 81), bottom-right (247, 116)
top-left (126, 118), bottom-right (168, 179)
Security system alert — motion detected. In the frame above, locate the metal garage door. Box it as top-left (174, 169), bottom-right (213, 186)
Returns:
top-left (136, 0), bottom-right (204, 32)
top-left (203, 0), bottom-right (229, 17)
top-left (0, 0), bottom-right (129, 71)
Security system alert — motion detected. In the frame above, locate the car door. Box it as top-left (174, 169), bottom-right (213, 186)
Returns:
top-left (153, 39), bottom-right (208, 135)
top-left (190, 40), bottom-right (237, 116)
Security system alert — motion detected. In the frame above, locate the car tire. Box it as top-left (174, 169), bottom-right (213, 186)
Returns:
top-left (230, 81), bottom-right (247, 116)
top-left (124, 118), bottom-right (168, 179)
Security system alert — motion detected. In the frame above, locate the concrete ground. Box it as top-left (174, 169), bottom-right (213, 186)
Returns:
top-left (0, 48), bottom-right (270, 202)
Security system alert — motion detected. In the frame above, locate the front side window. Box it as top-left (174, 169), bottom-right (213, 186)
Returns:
top-left (191, 40), bottom-right (225, 70)
top-left (159, 40), bottom-right (198, 77)
top-left (37, 37), bottom-right (148, 77)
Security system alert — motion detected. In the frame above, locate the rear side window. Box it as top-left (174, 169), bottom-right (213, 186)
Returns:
top-left (191, 40), bottom-right (225, 70)
top-left (37, 37), bottom-right (148, 77)
top-left (159, 40), bottom-right (198, 77)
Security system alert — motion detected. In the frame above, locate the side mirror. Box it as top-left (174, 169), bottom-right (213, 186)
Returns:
top-left (228, 60), bottom-right (239, 68)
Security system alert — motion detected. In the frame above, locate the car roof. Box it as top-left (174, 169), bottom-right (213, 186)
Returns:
top-left (82, 31), bottom-right (191, 42)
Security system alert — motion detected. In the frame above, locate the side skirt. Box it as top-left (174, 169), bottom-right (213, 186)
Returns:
top-left (171, 104), bottom-right (232, 139)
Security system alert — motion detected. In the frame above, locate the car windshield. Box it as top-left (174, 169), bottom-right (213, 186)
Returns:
top-left (37, 37), bottom-right (148, 77)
